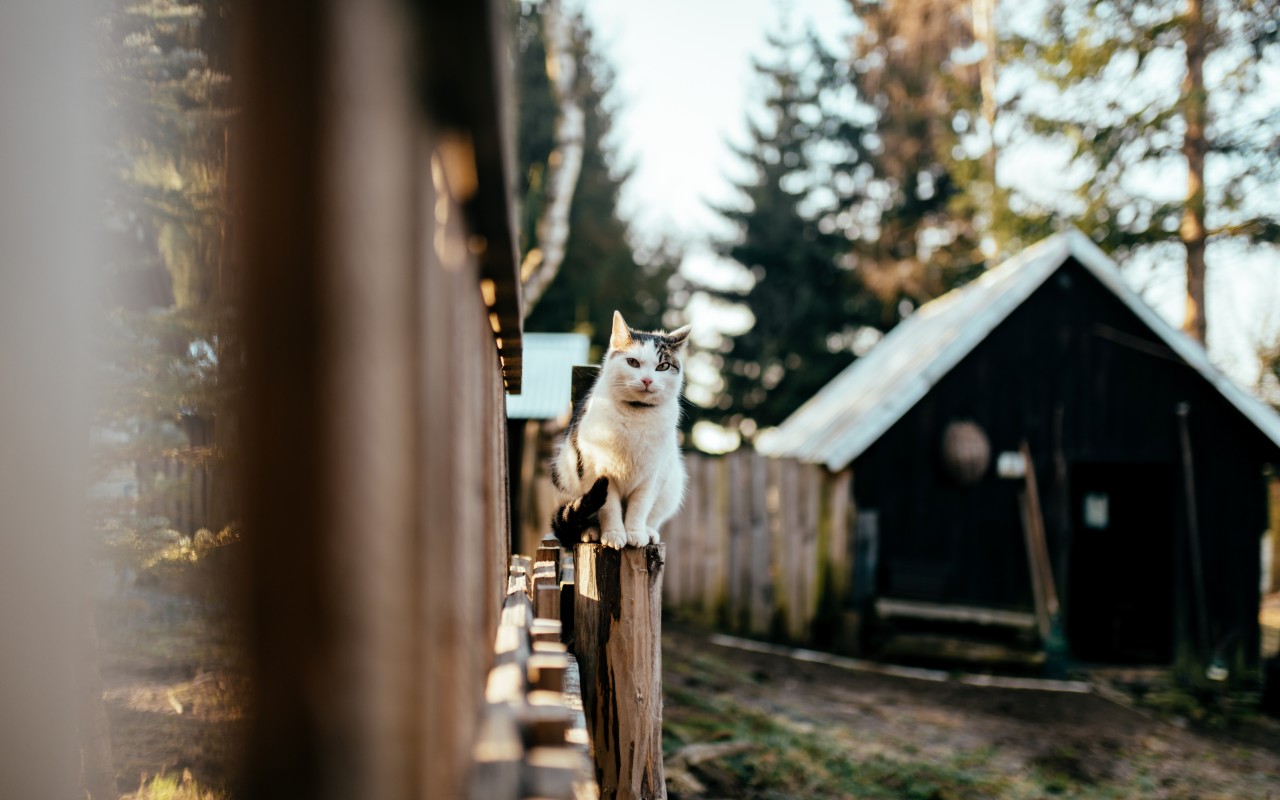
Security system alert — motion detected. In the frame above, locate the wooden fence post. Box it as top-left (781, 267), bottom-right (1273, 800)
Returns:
top-left (573, 543), bottom-right (666, 799)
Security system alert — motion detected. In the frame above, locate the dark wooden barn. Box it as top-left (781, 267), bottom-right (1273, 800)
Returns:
top-left (759, 230), bottom-right (1280, 679)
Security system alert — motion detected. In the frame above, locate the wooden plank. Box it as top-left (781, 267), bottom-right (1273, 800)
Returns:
top-left (727, 449), bottom-right (750, 631)
top-left (528, 652), bottom-right (568, 693)
top-left (466, 703), bottom-right (523, 800)
top-left (666, 458), bottom-right (682, 609)
top-left (875, 597), bottom-right (1038, 631)
top-left (879, 633), bottom-right (1047, 668)
top-left (518, 695), bottom-right (574, 748)
top-left (680, 456), bottom-right (696, 610)
top-left (663, 463), bottom-right (682, 609)
top-left (827, 469), bottom-right (853, 610)
top-left (783, 459), bottom-right (805, 641)
top-left (685, 453), bottom-right (704, 618)
top-left (573, 544), bottom-right (666, 798)
top-left (701, 456), bottom-right (726, 623)
top-left (522, 746), bottom-right (592, 799)
top-left (538, 536), bottom-right (563, 581)
top-left (752, 455), bottom-right (777, 636)
top-left (762, 457), bottom-right (782, 637)
top-left (531, 619), bottom-right (563, 644)
top-left (800, 463), bottom-right (822, 639)
top-left (537, 583), bottom-right (562, 623)
top-left (714, 455), bottom-right (732, 626)
top-left (560, 556), bottom-right (576, 644)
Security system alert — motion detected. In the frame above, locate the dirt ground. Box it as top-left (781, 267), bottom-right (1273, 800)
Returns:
top-left (94, 571), bottom-right (1280, 799)
top-left (95, 566), bottom-right (249, 798)
top-left (662, 624), bottom-right (1280, 800)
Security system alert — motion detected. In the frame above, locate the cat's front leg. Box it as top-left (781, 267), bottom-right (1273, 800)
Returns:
top-left (624, 483), bottom-right (657, 548)
top-left (597, 486), bottom-right (626, 549)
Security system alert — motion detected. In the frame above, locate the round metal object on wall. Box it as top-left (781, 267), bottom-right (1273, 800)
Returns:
top-left (940, 420), bottom-right (990, 486)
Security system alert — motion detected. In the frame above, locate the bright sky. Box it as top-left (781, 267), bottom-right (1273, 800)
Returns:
top-left (572, 0), bottom-right (854, 244)
top-left (574, 0), bottom-right (1280, 395)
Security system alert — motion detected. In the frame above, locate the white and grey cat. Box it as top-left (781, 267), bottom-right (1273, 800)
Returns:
top-left (550, 311), bottom-right (690, 550)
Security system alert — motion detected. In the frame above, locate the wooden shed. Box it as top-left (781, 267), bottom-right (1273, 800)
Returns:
top-left (758, 230), bottom-right (1280, 677)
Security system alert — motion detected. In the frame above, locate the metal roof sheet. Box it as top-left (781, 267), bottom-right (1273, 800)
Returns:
top-left (756, 229), bottom-right (1280, 470)
top-left (504, 332), bottom-right (591, 420)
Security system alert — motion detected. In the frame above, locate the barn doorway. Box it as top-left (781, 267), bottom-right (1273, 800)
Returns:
top-left (1066, 463), bottom-right (1176, 663)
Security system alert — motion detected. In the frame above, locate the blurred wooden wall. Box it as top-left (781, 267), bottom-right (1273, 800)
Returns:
top-left (0, 1), bottom-right (94, 796)
top-left (237, 1), bottom-right (522, 798)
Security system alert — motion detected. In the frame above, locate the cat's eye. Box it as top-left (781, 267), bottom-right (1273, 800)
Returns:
top-left (626, 358), bottom-right (640, 368)
top-left (655, 363), bottom-right (670, 372)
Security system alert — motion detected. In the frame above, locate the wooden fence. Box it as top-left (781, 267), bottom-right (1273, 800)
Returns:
top-left (138, 454), bottom-right (221, 535)
top-left (663, 450), bottom-right (856, 647)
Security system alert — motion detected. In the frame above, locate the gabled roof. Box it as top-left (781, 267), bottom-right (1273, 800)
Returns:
top-left (756, 229), bottom-right (1280, 471)
top-left (504, 333), bottom-right (591, 420)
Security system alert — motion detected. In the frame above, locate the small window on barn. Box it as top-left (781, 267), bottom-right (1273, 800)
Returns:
top-left (1083, 492), bottom-right (1110, 529)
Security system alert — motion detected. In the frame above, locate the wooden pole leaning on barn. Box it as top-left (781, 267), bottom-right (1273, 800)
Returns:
top-left (1018, 440), bottom-right (1067, 678)
top-left (568, 365), bottom-right (668, 799)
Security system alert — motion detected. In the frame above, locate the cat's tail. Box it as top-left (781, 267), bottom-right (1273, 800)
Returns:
top-left (550, 476), bottom-right (609, 548)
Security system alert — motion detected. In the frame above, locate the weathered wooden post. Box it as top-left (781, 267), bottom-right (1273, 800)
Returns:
top-left (565, 364), bottom-right (667, 798)
top-left (574, 543), bottom-right (666, 798)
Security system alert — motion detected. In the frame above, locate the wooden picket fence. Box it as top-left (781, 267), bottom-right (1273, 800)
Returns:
top-left (138, 454), bottom-right (218, 534)
top-left (663, 450), bottom-right (855, 646)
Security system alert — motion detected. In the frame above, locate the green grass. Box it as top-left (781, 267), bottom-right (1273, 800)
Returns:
top-left (664, 671), bottom-right (1011, 799)
top-left (130, 772), bottom-right (228, 800)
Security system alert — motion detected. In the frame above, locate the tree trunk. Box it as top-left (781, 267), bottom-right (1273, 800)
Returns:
top-left (520, 0), bottom-right (584, 313)
top-left (1180, 0), bottom-right (1209, 345)
top-left (972, 0), bottom-right (998, 206)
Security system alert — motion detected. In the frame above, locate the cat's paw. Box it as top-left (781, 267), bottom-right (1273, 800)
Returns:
top-left (625, 527), bottom-right (647, 548)
top-left (582, 525), bottom-right (601, 543)
top-left (646, 527), bottom-right (661, 544)
top-left (600, 527), bottom-right (626, 550)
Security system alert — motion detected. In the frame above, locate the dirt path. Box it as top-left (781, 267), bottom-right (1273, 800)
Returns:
top-left (96, 577), bottom-right (249, 798)
top-left (662, 625), bottom-right (1280, 800)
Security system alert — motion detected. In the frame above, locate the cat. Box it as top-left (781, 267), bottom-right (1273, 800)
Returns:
top-left (550, 310), bottom-right (691, 550)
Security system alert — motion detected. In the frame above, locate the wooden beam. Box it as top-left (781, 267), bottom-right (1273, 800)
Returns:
top-left (875, 598), bottom-right (1038, 632)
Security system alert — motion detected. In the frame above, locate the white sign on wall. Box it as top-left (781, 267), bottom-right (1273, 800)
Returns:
top-left (1084, 492), bottom-right (1110, 529)
top-left (996, 451), bottom-right (1026, 479)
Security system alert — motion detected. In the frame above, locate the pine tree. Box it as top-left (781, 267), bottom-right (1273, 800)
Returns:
top-left (1005, 0), bottom-right (1280, 344)
top-left (701, 31), bottom-right (883, 434)
top-left (844, 0), bottom-right (997, 316)
top-left (94, 0), bottom-right (238, 552)
top-left (516, 4), bottom-right (679, 350)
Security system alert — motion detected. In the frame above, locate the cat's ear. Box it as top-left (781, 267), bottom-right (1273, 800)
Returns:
top-left (667, 324), bottom-right (692, 350)
top-left (610, 310), bottom-right (633, 350)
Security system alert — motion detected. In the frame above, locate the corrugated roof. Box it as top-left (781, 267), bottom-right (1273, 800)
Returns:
top-left (756, 229), bottom-right (1280, 470)
top-left (504, 332), bottom-right (591, 420)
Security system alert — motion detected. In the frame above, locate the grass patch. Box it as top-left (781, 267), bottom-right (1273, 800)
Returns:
top-left (664, 690), bottom-right (1009, 799)
top-left (128, 771), bottom-right (228, 800)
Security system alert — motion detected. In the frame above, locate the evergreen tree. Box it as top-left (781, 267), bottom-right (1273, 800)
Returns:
top-left (515, 3), bottom-right (678, 351)
top-left (701, 31), bottom-right (882, 434)
top-left (94, 0), bottom-right (238, 551)
top-left (844, 0), bottom-right (997, 316)
top-left (1005, 0), bottom-right (1280, 344)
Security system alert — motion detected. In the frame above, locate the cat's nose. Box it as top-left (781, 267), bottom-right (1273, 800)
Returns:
top-left (641, 378), bottom-right (653, 388)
